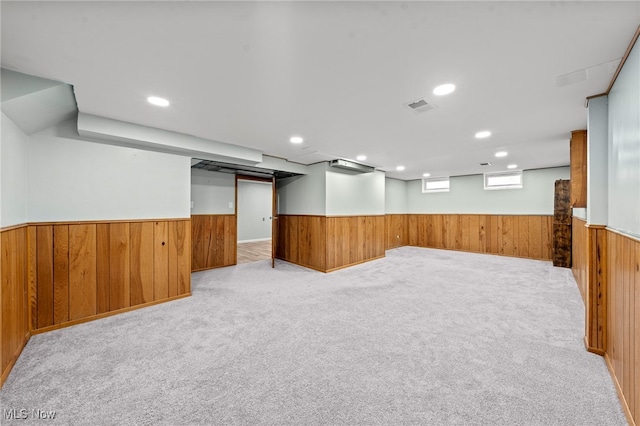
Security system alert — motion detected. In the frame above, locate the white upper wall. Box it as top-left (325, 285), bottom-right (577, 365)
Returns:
top-left (587, 96), bottom-right (608, 225)
top-left (325, 169), bottom-right (385, 216)
top-left (406, 167), bottom-right (570, 215)
top-left (28, 120), bottom-right (190, 222)
top-left (190, 169), bottom-right (235, 215)
top-left (277, 162), bottom-right (327, 215)
top-left (237, 180), bottom-right (272, 242)
top-left (385, 178), bottom-right (407, 214)
top-left (608, 39), bottom-right (640, 237)
top-left (1, 113), bottom-right (28, 227)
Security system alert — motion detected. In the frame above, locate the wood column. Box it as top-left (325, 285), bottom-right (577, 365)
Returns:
top-left (570, 130), bottom-right (587, 208)
top-left (552, 180), bottom-right (572, 267)
top-left (584, 224), bottom-right (607, 355)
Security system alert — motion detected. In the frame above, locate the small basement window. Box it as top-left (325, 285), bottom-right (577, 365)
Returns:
top-left (422, 177), bottom-right (450, 193)
top-left (484, 170), bottom-right (523, 190)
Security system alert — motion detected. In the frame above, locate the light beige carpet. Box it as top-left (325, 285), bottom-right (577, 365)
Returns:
top-left (0, 247), bottom-right (625, 425)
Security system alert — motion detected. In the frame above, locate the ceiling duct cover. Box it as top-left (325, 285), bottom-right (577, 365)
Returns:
top-left (330, 159), bottom-right (375, 173)
top-left (406, 98), bottom-right (437, 113)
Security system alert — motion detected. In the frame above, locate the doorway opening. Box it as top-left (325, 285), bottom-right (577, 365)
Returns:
top-left (236, 176), bottom-right (274, 265)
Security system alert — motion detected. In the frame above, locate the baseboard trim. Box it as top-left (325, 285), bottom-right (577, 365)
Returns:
top-left (604, 353), bottom-right (636, 426)
top-left (405, 244), bottom-right (553, 263)
top-left (274, 258), bottom-right (327, 273)
top-left (583, 336), bottom-right (606, 356)
top-left (325, 255), bottom-right (386, 273)
top-left (1, 331), bottom-right (31, 389)
top-left (192, 264), bottom-right (236, 273)
top-left (31, 293), bottom-right (191, 335)
top-left (238, 238), bottom-right (271, 244)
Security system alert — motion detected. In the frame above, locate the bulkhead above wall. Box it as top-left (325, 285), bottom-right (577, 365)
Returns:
top-left (0, 68), bottom-right (77, 135)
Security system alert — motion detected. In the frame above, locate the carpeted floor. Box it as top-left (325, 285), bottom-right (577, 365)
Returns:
top-left (0, 247), bottom-right (625, 425)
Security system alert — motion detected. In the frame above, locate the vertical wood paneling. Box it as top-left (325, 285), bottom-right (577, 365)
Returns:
top-left (606, 229), bottom-right (639, 426)
top-left (472, 215), bottom-right (490, 253)
top-left (169, 220), bottom-right (190, 296)
top-left (36, 226), bottom-right (53, 328)
top-left (385, 214), bottom-right (407, 250)
top-left (4, 219), bottom-right (190, 357)
top-left (404, 214), bottom-right (553, 261)
top-left (190, 215), bottom-right (236, 272)
top-left (27, 226), bottom-right (37, 331)
top-left (489, 216), bottom-right (499, 254)
top-left (529, 216), bottom-right (543, 261)
top-left (408, 214), bottom-right (418, 246)
top-left (130, 222), bottom-right (154, 306)
top-left (96, 224), bottom-right (110, 314)
top-left (469, 215), bottom-right (480, 252)
top-left (517, 216), bottom-right (529, 258)
top-left (154, 221), bottom-right (169, 300)
top-left (278, 215), bottom-right (384, 272)
top-left (109, 223), bottom-right (130, 310)
top-left (68, 224), bottom-right (97, 321)
top-left (570, 129), bottom-right (587, 208)
top-left (53, 225), bottom-right (69, 325)
top-left (1, 226), bottom-right (30, 388)
top-left (571, 218), bottom-right (587, 303)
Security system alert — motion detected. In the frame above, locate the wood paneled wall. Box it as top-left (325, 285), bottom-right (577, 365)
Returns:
top-left (572, 217), bottom-right (588, 303)
top-left (191, 215), bottom-right (236, 272)
top-left (570, 130), bottom-right (587, 208)
top-left (606, 229), bottom-right (639, 425)
top-left (406, 214), bottom-right (553, 261)
top-left (30, 219), bottom-right (191, 332)
top-left (276, 215), bottom-right (385, 272)
top-left (385, 214), bottom-right (408, 249)
top-left (1, 225), bottom-right (29, 387)
top-left (326, 216), bottom-right (385, 272)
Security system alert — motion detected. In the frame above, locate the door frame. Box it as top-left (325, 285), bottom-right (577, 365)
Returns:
top-left (235, 174), bottom-right (277, 267)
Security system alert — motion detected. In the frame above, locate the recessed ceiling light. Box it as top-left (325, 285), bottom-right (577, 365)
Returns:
top-left (356, 155), bottom-right (367, 161)
top-left (507, 164), bottom-right (518, 169)
top-left (290, 136), bottom-right (303, 144)
top-left (475, 130), bottom-right (491, 139)
top-left (495, 151), bottom-right (508, 158)
top-left (423, 173), bottom-right (431, 177)
top-left (433, 83), bottom-right (456, 96)
top-left (147, 96), bottom-right (170, 107)
top-left (396, 165), bottom-right (405, 171)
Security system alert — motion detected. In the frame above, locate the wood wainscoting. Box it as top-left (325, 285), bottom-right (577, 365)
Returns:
top-left (191, 215), bottom-right (237, 272)
top-left (606, 229), bottom-right (639, 425)
top-left (572, 217), bottom-right (588, 303)
top-left (405, 214), bottom-right (553, 261)
top-left (276, 215), bottom-right (385, 272)
top-left (386, 214), bottom-right (408, 250)
top-left (29, 219), bottom-right (191, 333)
top-left (1, 225), bottom-right (30, 387)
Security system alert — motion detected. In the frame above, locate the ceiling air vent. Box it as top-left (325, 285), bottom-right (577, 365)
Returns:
top-left (480, 162), bottom-right (492, 166)
top-left (406, 98), bottom-right (436, 113)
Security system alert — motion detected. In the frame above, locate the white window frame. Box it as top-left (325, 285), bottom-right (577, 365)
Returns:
top-left (484, 170), bottom-right (523, 190)
top-left (422, 177), bottom-right (450, 193)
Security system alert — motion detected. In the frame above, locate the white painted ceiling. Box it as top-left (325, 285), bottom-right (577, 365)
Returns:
top-left (2, 1), bottom-right (639, 180)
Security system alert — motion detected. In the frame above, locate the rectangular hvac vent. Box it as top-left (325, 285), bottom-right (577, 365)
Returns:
top-left (480, 162), bottom-right (492, 166)
top-left (329, 159), bottom-right (375, 173)
top-left (406, 98), bottom-right (436, 113)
